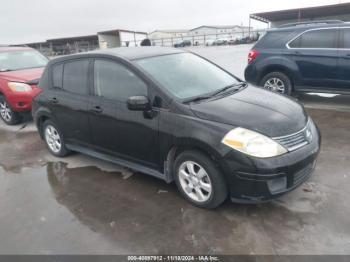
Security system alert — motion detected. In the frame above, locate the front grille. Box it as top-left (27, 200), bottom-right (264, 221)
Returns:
top-left (273, 120), bottom-right (312, 152)
top-left (293, 163), bottom-right (314, 185)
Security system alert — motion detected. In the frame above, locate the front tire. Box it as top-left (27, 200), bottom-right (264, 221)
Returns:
top-left (0, 95), bottom-right (22, 125)
top-left (42, 120), bottom-right (70, 157)
top-left (260, 72), bottom-right (292, 95)
top-left (174, 150), bottom-right (228, 209)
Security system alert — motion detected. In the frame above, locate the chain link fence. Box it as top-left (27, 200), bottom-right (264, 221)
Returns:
top-left (148, 29), bottom-right (267, 47)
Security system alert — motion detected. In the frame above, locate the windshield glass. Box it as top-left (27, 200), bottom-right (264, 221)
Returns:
top-left (135, 53), bottom-right (239, 100)
top-left (0, 50), bottom-right (48, 72)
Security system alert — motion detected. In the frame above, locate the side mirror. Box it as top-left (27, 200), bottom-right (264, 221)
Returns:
top-left (127, 96), bottom-right (151, 111)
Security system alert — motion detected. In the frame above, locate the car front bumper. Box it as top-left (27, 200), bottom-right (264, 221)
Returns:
top-left (220, 123), bottom-right (321, 203)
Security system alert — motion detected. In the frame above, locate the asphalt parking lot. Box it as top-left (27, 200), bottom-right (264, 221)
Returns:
top-left (1, 45), bottom-right (350, 255)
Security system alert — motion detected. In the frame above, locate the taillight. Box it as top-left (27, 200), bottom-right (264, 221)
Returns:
top-left (248, 50), bottom-right (260, 64)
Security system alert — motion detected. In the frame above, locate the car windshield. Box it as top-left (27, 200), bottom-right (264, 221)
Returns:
top-left (135, 53), bottom-right (240, 100)
top-left (0, 50), bottom-right (48, 72)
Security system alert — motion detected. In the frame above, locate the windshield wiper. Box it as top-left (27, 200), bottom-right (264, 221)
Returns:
top-left (211, 82), bottom-right (247, 97)
top-left (184, 94), bottom-right (213, 103)
top-left (184, 82), bottom-right (247, 104)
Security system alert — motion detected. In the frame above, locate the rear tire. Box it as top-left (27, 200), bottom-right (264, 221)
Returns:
top-left (174, 150), bottom-right (228, 209)
top-left (42, 120), bottom-right (70, 157)
top-left (260, 72), bottom-right (292, 95)
top-left (0, 95), bottom-right (22, 125)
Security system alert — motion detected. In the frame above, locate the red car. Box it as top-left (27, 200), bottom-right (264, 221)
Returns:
top-left (0, 46), bottom-right (48, 125)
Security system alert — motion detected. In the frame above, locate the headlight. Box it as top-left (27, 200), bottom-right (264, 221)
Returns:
top-left (8, 82), bottom-right (32, 92)
top-left (221, 127), bottom-right (287, 158)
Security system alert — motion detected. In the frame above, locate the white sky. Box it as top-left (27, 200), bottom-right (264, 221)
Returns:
top-left (1, 0), bottom-right (348, 44)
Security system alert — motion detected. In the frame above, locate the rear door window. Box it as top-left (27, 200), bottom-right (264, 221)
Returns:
top-left (62, 59), bottom-right (90, 95)
top-left (289, 29), bottom-right (338, 48)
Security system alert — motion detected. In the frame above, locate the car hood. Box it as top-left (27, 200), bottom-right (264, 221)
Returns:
top-left (0, 67), bottom-right (44, 83)
top-left (190, 85), bottom-right (308, 137)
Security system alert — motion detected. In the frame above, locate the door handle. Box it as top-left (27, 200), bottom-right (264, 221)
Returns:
top-left (90, 106), bottom-right (103, 114)
top-left (49, 97), bottom-right (59, 104)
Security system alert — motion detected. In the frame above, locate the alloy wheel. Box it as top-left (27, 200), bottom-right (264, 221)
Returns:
top-left (178, 161), bottom-right (212, 203)
top-left (45, 125), bottom-right (62, 153)
top-left (0, 101), bottom-right (12, 122)
top-left (264, 77), bottom-right (286, 93)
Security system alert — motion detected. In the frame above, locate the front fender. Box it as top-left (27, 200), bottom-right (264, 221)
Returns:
top-left (159, 112), bottom-right (235, 181)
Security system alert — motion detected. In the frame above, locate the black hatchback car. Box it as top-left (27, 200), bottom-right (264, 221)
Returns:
top-left (33, 47), bottom-right (320, 208)
top-left (245, 20), bottom-right (350, 95)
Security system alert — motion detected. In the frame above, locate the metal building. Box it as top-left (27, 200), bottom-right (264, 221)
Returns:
top-left (250, 2), bottom-right (350, 28)
top-left (26, 29), bottom-right (147, 56)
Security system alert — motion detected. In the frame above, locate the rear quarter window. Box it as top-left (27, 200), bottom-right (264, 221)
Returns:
top-left (52, 63), bottom-right (63, 88)
top-left (38, 66), bottom-right (50, 89)
top-left (254, 31), bottom-right (297, 49)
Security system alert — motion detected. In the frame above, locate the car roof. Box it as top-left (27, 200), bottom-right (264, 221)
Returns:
top-left (268, 21), bottom-right (350, 32)
top-left (0, 46), bottom-right (34, 53)
top-left (90, 47), bottom-right (185, 60)
top-left (50, 47), bottom-right (187, 64)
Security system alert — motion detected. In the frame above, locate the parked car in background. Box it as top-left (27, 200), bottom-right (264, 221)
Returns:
top-left (0, 46), bottom-right (48, 125)
top-left (228, 38), bottom-right (238, 45)
top-left (205, 39), bottom-right (216, 46)
top-left (174, 40), bottom-right (192, 48)
top-left (213, 38), bottom-right (229, 46)
top-left (245, 20), bottom-right (350, 95)
top-left (33, 47), bottom-right (320, 208)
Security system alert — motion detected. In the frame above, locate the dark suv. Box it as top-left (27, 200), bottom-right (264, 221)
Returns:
top-left (33, 47), bottom-right (320, 208)
top-left (245, 20), bottom-right (350, 95)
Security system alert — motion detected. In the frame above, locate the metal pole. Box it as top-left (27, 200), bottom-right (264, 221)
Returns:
top-left (249, 17), bottom-right (251, 38)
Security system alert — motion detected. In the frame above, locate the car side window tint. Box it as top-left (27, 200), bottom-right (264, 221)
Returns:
top-left (342, 28), bottom-right (350, 48)
top-left (52, 63), bottom-right (63, 88)
top-left (94, 59), bottom-right (147, 102)
top-left (63, 60), bottom-right (89, 95)
top-left (289, 29), bottom-right (338, 49)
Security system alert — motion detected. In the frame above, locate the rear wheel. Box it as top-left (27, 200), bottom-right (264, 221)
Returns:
top-left (260, 72), bottom-right (292, 95)
top-left (174, 150), bottom-right (228, 209)
top-left (42, 120), bottom-right (70, 157)
top-left (0, 95), bottom-right (22, 125)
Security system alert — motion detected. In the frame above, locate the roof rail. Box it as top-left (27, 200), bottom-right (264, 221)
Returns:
top-left (279, 20), bottom-right (344, 28)
top-left (0, 44), bottom-right (29, 48)
top-left (10, 44), bottom-right (29, 47)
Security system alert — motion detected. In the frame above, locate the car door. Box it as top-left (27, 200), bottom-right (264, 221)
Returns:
top-left (286, 28), bottom-right (340, 90)
top-left (337, 27), bottom-right (350, 90)
top-left (89, 58), bottom-right (159, 167)
top-left (48, 59), bottom-right (92, 145)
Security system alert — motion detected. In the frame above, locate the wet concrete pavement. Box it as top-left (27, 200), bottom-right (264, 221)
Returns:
top-left (1, 47), bottom-right (350, 255)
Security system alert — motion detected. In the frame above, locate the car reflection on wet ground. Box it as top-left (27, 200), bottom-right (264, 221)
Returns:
top-left (1, 45), bottom-right (350, 255)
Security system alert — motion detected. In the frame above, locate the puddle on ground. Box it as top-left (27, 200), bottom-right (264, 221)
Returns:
top-left (1, 161), bottom-right (349, 254)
